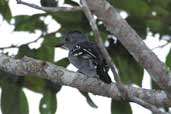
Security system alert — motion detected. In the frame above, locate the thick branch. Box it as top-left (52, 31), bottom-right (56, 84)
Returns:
top-left (0, 54), bottom-right (170, 108)
top-left (85, 0), bottom-right (171, 97)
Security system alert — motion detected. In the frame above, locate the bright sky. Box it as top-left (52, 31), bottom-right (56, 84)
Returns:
top-left (0, 0), bottom-right (170, 114)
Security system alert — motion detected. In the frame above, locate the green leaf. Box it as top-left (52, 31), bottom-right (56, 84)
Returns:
top-left (0, 0), bottom-right (12, 22)
top-left (39, 91), bottom-right (57, 114)
top-left (24, 76), bottom-right (62, 93)
top-left (111, 100), bottom-right (132, 114)
top-left (79, 91), bottom-right (98, 108)
top-left (146, 19), bottom-right (162, 33)
top-left (35, 38), bottom-right (54, 62)
top-left (126, 16), bottom-right (147, 39)
top-left (0, 70), bottom-right (6, 86)
top-left (110, 0), bottom-right (150, 16)
top-left (17, 35), bottom-right (59, 62)
top-left (24, 76), bottom-right (46, 93)
top-left (108, 41), bottom-right (144, 86)
top-left (35, 36), bottom-right (59, 62)
top-left (52, 11), bottom-right (90, 33)
top-left (14, 14), bottom-right (46, 32)
top-left (150, 0), bottom-right (170, 9)
top-left (166, 48), bottom-right (171, 67)
top-left (152, 6), bottom-right (169, 16)
top-left (19, 90), bottom-right (29, 114)
top-left (1, 74), bottom-right (29, 114)
top-left (55, 58), bottom-right (70, 67)
top-left (0, 70), bottom-right (24, 87)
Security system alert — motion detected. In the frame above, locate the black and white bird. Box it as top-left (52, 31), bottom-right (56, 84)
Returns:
top-left (62, 31), bottom-right (112, 84)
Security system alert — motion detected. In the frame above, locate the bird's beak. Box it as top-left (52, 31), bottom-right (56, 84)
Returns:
top-left (55, 43), bottom-right (64, 47)
top-left (55, 43), bottom-right (67, 49)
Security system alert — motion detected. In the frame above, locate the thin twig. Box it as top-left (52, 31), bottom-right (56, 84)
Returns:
top-left (130, 96), bottom-right (165, 114)
top-left (81, 0), bottom-right (121, 84)
top-left (152, 40), bottom-right (171, 50)
top-left (16, 0), bottom-right (82, 12)
top-left (0, 31), bottom-right (57, 50)
top-left (0, 45), bottom-right (19, 50)
top-left (0, 37), bottom-right (41, 50)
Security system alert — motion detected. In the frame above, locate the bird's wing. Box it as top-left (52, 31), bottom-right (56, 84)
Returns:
top-left (71, 41), bottom-right (112, 84)
top-left (71, 41), bottom-right (98, 60)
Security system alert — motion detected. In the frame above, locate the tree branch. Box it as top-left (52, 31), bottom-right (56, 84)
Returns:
top-left (16, 0), bottom-right (82, 12)
top-left (81, 0), bottom-right (121, 84)
top-left (130, 96), bottom-right (164, 114)
top-left (84, 0), bottom-right (171, 98)
top-left (0, 54), bottom-right (170, 108)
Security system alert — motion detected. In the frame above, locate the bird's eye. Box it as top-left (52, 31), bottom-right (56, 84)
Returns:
top-left (65, 38), bottom-right (69, 41)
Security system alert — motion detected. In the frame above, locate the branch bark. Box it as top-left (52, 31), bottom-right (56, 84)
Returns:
top-left (85, 0), bottom-right (171, 98)
top-left (0, 54), bottom-right (170, 108)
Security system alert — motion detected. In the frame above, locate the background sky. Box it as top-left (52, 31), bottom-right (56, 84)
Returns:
top-left (0, 0), bottom-right (170, 114)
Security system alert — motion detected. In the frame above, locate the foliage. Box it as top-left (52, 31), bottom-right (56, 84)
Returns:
top-left (109, 0), bottom-right (171, 39)
top-left (0, 0), bottom-right (12, 22)
top-left (14, 14), bottom-right (47, 32)
top-left (0, 72), bottom-right (28, 114)
top-left (108, 40), bottom-right (144, 86)
top-left (111, 100), bottom-right (132, 114)
top-left (0, 0), bottom-right (171, 114)
top-left (39, 91), bottom-right (57, 114)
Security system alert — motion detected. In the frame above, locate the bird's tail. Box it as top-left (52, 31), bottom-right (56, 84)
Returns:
top-left (96, 65), bottom-right (112, 84)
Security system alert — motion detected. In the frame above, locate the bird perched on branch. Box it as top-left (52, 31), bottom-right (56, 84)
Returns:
top-left (60, 31), bottom-right (112, 84)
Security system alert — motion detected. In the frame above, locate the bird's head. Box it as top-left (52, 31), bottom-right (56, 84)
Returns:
top-left (62, 31), bottom-right (89, 49)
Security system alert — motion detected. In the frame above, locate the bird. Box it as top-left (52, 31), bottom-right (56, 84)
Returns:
top-left (62, 31), bottom-right (112, 84)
